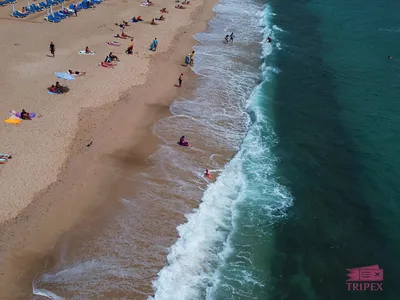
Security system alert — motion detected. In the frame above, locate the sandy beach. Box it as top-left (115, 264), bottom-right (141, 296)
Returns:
top-left (0, 0), bottom-right (217, 298)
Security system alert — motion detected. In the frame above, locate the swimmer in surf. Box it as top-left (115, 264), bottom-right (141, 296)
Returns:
top-left (388, 55), bottom-right (393, 60)
top-left (179, 136), bottom-right (189, 146)
top-left (266, 36), bottom-right (272, 43)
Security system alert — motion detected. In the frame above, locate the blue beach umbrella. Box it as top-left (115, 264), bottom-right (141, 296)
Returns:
top-left (54, 72), bottom-right (75, 81)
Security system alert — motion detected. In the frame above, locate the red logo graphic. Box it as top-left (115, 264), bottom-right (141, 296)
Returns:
top-left (346, 265), bottom-right (383, 291)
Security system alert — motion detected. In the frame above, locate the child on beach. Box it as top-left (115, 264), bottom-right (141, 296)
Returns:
top-left (50, 41), bottom-right (55, 58)
top-left (189, 50), bottom-right (195, 65)
top-left (185, 54), bottom-right (190, 66)
top-left (150, 38), bottom-right (158, 51)
top-left (126, 39), bottom-right (134, 54)
top-left (178, 73), bottom-right (183, 87)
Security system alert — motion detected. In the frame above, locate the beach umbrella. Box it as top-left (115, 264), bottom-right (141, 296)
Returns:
top-left (54, 72), bottom-right (75, 81)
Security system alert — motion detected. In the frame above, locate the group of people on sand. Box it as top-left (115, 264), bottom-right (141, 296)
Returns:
top-left (46, 41), bottom-right (85, 93)
top-left (131, 16), bottom-right (143, 22)
top-left (185, 50), bottom-right (195, 66)
top-left (49, 81), bottom-right (66, 94)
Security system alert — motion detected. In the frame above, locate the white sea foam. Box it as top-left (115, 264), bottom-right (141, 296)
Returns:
top-left (150, 1), bottom-right (292, 300)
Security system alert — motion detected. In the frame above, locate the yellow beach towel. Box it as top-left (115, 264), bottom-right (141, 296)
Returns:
top-left (4, 118), bottom-right (22, 124)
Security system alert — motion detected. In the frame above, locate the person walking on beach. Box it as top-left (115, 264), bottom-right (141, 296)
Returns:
top-left (153, 38), bottom-right (158, 51)
top-left (230, 32), bottom-right (234, 42)
top-left (49, 41), bottom-right (55, 58)
top-left (74, 4), bottom-right (78, 17)
top-left (178, 73), bottom-right (183, 87)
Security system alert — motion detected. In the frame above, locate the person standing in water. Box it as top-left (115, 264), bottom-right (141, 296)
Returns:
top-left (230, 32), bottom-right (234, 42)
top-left (49, 41), bottom-right (55, 58)
top-left (224, 35), bottom-right (229, 43)
top-left (205, 169), bottom-right (211, 178)
top-left (189, 50), bottom-right (195, 66)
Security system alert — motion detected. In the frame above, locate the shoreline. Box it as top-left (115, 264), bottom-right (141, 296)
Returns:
top-left (0, 0), bottom-right (218, 298)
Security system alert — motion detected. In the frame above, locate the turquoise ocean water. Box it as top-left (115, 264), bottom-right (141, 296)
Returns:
top-left (152, 0), bottom-right (400, 299)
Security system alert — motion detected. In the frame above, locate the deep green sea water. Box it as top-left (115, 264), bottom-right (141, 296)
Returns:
top-left (268, 0), bottom-right (400, 299)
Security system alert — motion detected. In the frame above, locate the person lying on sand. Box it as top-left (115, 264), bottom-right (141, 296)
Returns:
top-left (151, 18), bottom-right (158, 25)
top-left (132, 16), bottom-right (143, 22)
top-left (155, 15), bottom-right (165, 21)
top-left (68, 70), bottom-right (86, 76)
top-left (175, 5), bottom-right (186, 9)
top-left (121, 31), bottom-right (133, 38)
top-left (182, 0), bottom-right (190, 4)
top-left (0, 153), bottom-right (12, 164)
top-left (114, 33), bottom-right (127, 39)
top-left (100, 61), bottom-right (117, 68)
top-left (160, 8), bottom-right (168, 13)
top-left (85, 46), bottom-right (92, 54)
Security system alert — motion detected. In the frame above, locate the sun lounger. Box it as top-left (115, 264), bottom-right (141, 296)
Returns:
top-left (54, 12), bottom-right (66, 19)
top-left (48, 14), bottom-right (61, 22)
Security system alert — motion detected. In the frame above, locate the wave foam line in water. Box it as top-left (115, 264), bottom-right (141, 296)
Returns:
top-left (151, 3), bottom-right (292, 300)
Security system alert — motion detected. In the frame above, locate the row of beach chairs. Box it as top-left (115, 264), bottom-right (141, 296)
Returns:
top-left (11, 0), bottom-right (65, 18)
top-left (0, 0), bottom-right (16, 6)
top-left (10, 0), bottom-right (102, 20)
top-left (46, 0), bottom-right (102, 23)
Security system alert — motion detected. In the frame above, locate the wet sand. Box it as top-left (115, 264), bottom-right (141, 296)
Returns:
top-left (0, 0), bottom-right (218, 298)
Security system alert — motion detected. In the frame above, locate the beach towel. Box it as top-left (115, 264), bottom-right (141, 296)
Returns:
top-left (107, 41), bottom-right (121, 46)
top-left (54, 72), bottom-right (75, 81)
top-left (4, 118), bottom-right (22, 124)
top-left (78, 50), bottom-right (95, 55)
top-left (48, 90), bottom-right (60, 95)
